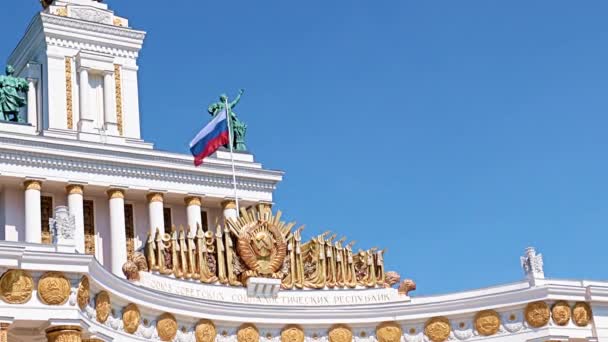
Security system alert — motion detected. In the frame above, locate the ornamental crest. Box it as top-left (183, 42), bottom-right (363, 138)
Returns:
top-left (231, 216), bottom-right (288, 278)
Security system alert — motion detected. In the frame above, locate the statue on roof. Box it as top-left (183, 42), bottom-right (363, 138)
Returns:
top-left (207, 89), bottom-right (248, 152)
top-left (0, 65), bottom-right (29, 123)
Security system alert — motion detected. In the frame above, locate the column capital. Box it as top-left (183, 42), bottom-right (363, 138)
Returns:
top-left (221, 199), bottom-right (237, 210)
top-left (147, 192), bottom-right (164, 203)
top-left (46, 325), bottom-right (82, 342)
top-left (184, 196), bottom-right (202, 207)
top-left (107, 188), bottom-right (125, 199)
top-left (66, 184), bottom-right (84, 195)
top-left (23, 179), bottom-right (42, 191)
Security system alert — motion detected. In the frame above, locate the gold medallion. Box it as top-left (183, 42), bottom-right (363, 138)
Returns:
top-left (95, 291), bottom-right (112, 323)
top-left (38, 272), bottom-right (70, 305)
top-left (157, 313), bottom-right (178, 341)
top-left (0, 270), bottom-right (33, 304)
top-left (195, 319), bottom-right (217, 342)
top-left (474, 310), bottom-right (500, 336)
top-left (424, 317), bottom-right (450, 342)
top-left (525, 301), bottom-right (550, 328)
top-left (376, 322), bottom-right (402, 342)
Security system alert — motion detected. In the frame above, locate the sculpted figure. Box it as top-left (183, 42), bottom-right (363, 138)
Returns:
top-left (398, 279), bottom-right (417, 296)
top-left (208, 89), bottom-right (248, 151)
top-left (384, 271), bottom-right (401, 288)
top-left (0, 65), bottom-right (29, 123)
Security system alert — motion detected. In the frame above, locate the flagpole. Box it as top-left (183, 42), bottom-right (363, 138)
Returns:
top-left (225, 97), bottom-right (240, 217)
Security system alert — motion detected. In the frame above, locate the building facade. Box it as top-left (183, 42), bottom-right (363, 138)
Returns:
top-left (0, 1), bottom-right (606, 341)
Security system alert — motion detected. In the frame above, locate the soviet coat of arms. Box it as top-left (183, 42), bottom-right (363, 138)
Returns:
top-left (229, 213), bottom-right (289, 279)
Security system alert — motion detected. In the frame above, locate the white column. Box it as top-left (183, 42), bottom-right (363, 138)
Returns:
top-left (78, 68), bottom-right (94, 132)
top-left (26, 78), bottom-right (37, 128)
top-left (103, 72), bottom-right (118, 136)
top-left (221, 199), bottom-right (238, 222)
top-left (24, 180), bottom-right (42, 244)
top-left (108, 189), bottom-right (127, 277)
top-left (185, 196), bottom-right (202, 235)
top-left (147, 193), bottom-right (165, 235)
top-left (66, 184), bottom-right (85, 253)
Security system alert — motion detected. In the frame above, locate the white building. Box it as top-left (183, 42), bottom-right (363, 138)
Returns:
top-left (0, 1), bottom-right (605, 341)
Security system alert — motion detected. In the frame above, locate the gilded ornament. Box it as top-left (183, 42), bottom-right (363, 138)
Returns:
top-left (195, 319), bottom-right (216, 342)
top-left (45, 326), bottom-right (82, 342)
top-left (235, 220), bottom-right (287, 276)
top-left (157, 313), bottom-right (178, 341)
top-left (572, 302), bottom-right (592, 327)
top-left (551, 301), bottom-right (571, 326)
top-left (114, 64), bottom-right (124, 135)
top-left (38, 272), bottom-right (71, 305)
top-left (122, 261), bottom-right (140, 281)
top-left (0, 269), bottom-right (33, 304)
top-left (237, 323), bottom-right (260, 342)
top-left (133, 252), bottom-right (148, 271)
top-left (65, 58), bottom-right (73, 130)
top-left (424, 317), bottom-right (451, 342)
top-left (77, 276), bottom-right (90, 310)
top-left (147, 192), bottom-right (164, 203)
top-left (66, 184), bottom-right (83, 195)
top-left (221, 200), bottom-right (237, 210)
top-left (55, 7), bottom-right (68, 17)
top-left (107, 189), bottom-right (125, 199)
top-left (24, 180), bottom-right (42, 191)
top-left (122, 303), bottom-right (141, 334)
top-left (328, 325), bottom-right (352, 342)
top-left (95, 291), bottom-right (112, 323)
top-left (281, 325), bottom-right (304, 342)
top-left (525, 301), bottom-right (550, 328)
top-left (113, 18), bottom-right (124, 27)
top-left (398, 279), bottom-right (416, 296)
top-left (474, 310), bottom-right (501, 336)
top-left (185, 196), bottom-right (202, 207)
top-left (376, 322), bottom-right (402, 342)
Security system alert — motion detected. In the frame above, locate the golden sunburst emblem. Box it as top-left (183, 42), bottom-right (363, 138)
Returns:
top-left (228, 207), bottom-right (296, 279)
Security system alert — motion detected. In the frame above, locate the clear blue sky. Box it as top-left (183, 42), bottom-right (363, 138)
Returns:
top-left (2, 1), bottom-right (608, 295)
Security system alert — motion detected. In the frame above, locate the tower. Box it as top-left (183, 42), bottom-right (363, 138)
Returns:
top-left (7, 0), bottom-right (150, 147)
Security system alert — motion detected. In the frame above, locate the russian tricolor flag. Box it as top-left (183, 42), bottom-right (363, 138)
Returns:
top-left (190, 109), bottom-right (230, 166)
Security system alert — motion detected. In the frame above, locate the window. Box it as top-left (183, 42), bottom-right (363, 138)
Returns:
top-left (124, 204), bottom-right (135, 260)
top-left (40, 196), bottom-right (53, 244)
top-left (201, 210), bottom-right (209, 231)
top-left (163, 207), bottom-right (172, 232)
top-left (87, 73), bottom-right (105, 130)
top-left (83, 200), bottom-right (95, 255)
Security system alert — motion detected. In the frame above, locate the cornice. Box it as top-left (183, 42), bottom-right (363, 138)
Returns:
top-left (0, 133), bottom-right (283, 180)
top-left (40, 13), bottom-right (146, 41)
top-left (0, 148), bottom-right (278, 192)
